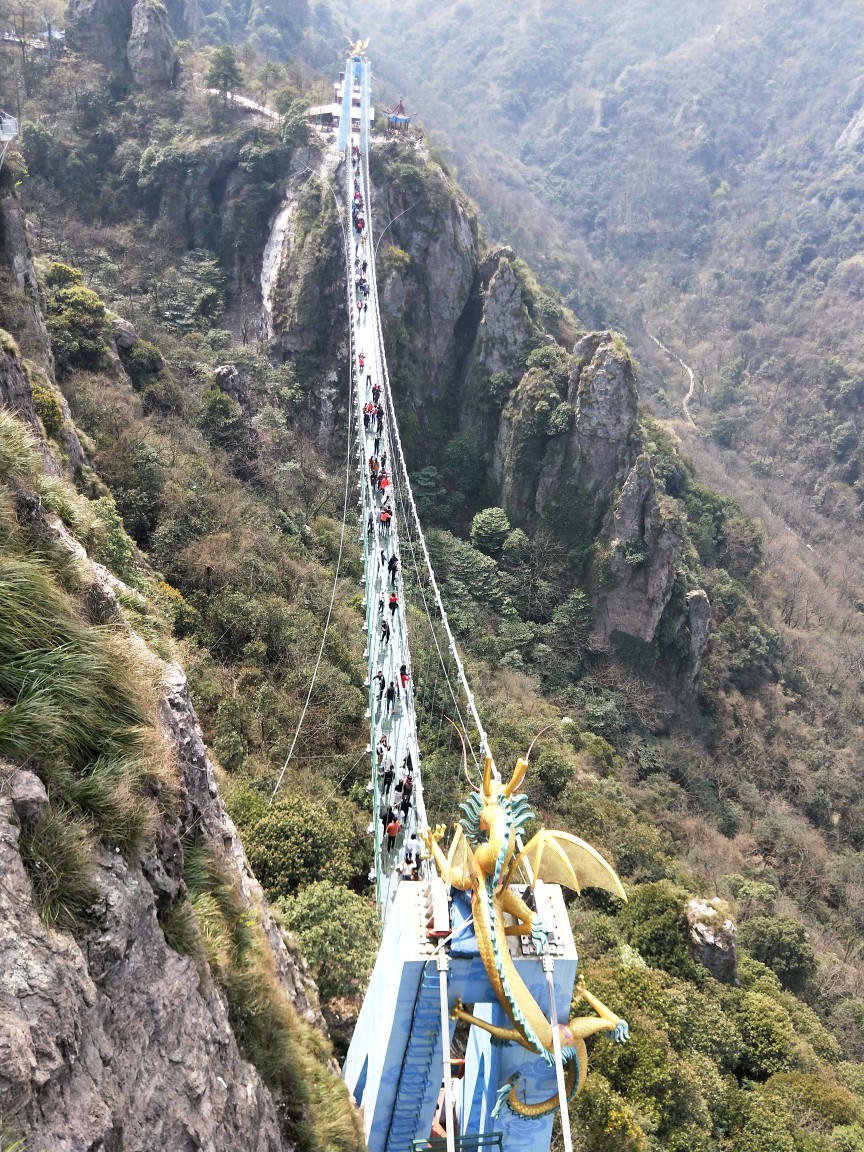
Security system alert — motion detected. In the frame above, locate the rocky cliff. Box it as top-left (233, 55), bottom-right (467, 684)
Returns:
top-left (0, 186), bottom-right (359, 1151)
top-left (266, 140), bottom-right (708, 662)
top-left (66, 0), bottom-right (178, 86)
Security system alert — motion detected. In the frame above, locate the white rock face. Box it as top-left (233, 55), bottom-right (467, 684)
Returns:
top-left (687, 898), bottom-right (737, 985)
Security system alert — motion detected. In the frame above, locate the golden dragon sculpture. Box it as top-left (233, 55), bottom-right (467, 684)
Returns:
top-left (424, 747), bottom-right (629, 1119)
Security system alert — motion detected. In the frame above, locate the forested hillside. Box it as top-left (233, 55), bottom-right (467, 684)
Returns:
top-left (331, 0), bottom-right (864, 738)
top-left (3, 2), bottom-right (864, 1149)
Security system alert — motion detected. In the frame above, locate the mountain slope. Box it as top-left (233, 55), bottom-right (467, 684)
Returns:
top-left (3, 8), bottom-right (864, 1150)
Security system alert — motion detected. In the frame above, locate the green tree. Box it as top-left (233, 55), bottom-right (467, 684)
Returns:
top-left (545, 590), bottom-right (593, 654)
top-left (204, 46), bottom-right (243, 101)
top-left (44, 265), bottom-right (109, 378)
top-left (738, 915), bottom-right (818, 997)
top-left (236, 791), bottom-right (355, 900)
top-left (470, 506), bottom-right (511, 554)
top-left (831, 421), bottom-right (858, 462)
top-left (279, 881), bottom-right (379, 1001)
top-left (621, 881), bottom-right (700, 981)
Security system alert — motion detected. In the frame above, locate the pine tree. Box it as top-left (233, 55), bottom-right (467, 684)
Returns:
top-left (204, 46), bottom-right (243, 102)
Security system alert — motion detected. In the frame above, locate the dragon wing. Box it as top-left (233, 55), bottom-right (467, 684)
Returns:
top-left (446, 824), bottom-right (477, 887)
top-left (506, 830), bottom-right (626, 900)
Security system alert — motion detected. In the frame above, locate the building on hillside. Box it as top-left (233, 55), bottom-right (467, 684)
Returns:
top-left (384, 99), bottom-right (417, 130)
top-left (307, 67), bottom-right (375, 131)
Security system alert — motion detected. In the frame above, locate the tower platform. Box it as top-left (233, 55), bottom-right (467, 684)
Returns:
top-left (344, 881), bottom-right (578, 1152)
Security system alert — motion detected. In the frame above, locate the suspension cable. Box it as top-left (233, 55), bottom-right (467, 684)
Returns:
top-left (269, 161), bottom-right (356, 806)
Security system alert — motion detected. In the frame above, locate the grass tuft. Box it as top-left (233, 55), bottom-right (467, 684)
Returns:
top-left (179, 838), bottom-right (364, 1152)
top-left (0, 411), bottom-right (174, 928)
top-left (17, 802), bottom-right (99, 928)
top-left (0, 409), bottom-right (40, 484)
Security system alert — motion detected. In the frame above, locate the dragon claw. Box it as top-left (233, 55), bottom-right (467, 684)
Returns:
top-left (612, 1020), bottom-right (630, 1044)
top-left (491, 1078), bottom-right (515, 1119)
top-left (530, 915), bottom-right (548, 954)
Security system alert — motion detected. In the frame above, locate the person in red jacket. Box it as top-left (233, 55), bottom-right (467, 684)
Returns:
top-left (385, 815), bottom-right (401, 851)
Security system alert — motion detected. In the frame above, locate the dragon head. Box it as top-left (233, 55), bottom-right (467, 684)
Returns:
top-left (460, 752), bottom-right (535, 852)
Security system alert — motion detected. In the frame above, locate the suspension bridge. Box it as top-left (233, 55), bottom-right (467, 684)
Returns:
top-left (313, 46), bottom-right (630, 1152)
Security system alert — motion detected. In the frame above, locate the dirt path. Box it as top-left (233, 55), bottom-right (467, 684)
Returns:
top-left (648, 332), bottom-right (696, 424)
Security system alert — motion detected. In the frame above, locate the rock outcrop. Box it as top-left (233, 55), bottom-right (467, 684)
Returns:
top-left (372, 145), bottom-right (479, 404)
top-left (0, 776), bottom-right (287, 1151)
top-left (0, 194), bottom-right (54, 371)
top-left (0, 200), bottom-right (87, 475)
top-left (0, 349), bottom-right (330, 1146)
top-left (685, 589), bottom-right (711, 686)
top-left (836, 103), bottom-right (864, 151)
top-left (468, 249), bottom-right (533, 380)
top-left (0, 339), bottom-right (41, 436)
top-left (66, 0), bottom-right (137, 73)
top-left (67, 0), bottom-right (180, 84)
top-left (127, 0), bottom-right (178, 88)
top-left (214, 362), bottom-right (245, 406)
top-left (162, 0), bottom-right (200, 38)
top-left (687, 898), bottom-right (737, 985)
top-left (262, 152), bottom-right (345, 363)
top-left (595, 454), bottom-right (685, 644)
top-left (264, 140), bottom-right (700, 656)
top-left (0, 654), bottom-right (325, 1150)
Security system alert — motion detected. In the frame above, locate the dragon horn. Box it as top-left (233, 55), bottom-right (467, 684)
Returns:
top-left (483, 749), bottom-right (495, 796)
top-left (444, 716), bottom-right (478, 792)
top-left (503, 757), bottom-right (528, 796)
top-left (503, 725), bottom-right (552, 796)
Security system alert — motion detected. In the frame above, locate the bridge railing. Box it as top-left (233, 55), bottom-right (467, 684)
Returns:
top-left (346, 129), bottom-right (432, 919)
top-left (359, 140), bottom-right (499, 787)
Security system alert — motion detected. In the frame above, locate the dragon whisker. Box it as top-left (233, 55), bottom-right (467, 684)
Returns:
top-left (444, 715), bottom-right (478, 792)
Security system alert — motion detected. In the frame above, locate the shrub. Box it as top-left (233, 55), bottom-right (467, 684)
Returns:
top-left (18, 803), bottom-right (99, 928)
top-left (726, 1098), bottom-right (796, 1152)
top-left (121, 338), bottom-right (163, 389)
top-left (45, 269), bottom-right (109, 378)
top-left (0, 408), bottom-right (40, 482)
top-left (570, 1071), bottom-right (648, 1151)
top-left (526, 343), bottom-right (571, 388)
top-left (442, 429), bottom-right (486, 496)
top-left (758, 1072), bottom-right (860, 1130)
top-left (831, 421), bottom-right (858, 461)
top-left (732, 990), bottom-right (796, 1078)
top-left (738, 915), bottom-right (818, 997)
top-left (545, 590), bottom-right (593, 653)
top-left (620, 881), bottom-right (701, 981)
top-left (546, 401), bottom-right (574, 436)
top-left (0, 503), bottom-right (165, 895)
top-left (279, 881), bottom-right (379, 1001)
top-left (834, 1124), bottom-right (864, 1151)
top-left (380, 246), bottom-right (411, 274)
top-left (182, 841), bottom-right (363, 1151)
top-left (29, 371), bottom-right (64, 440)
top-left (231, 789), bottom-right (355, 899)
top-left (87, 495), bottom-right (139, 582)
